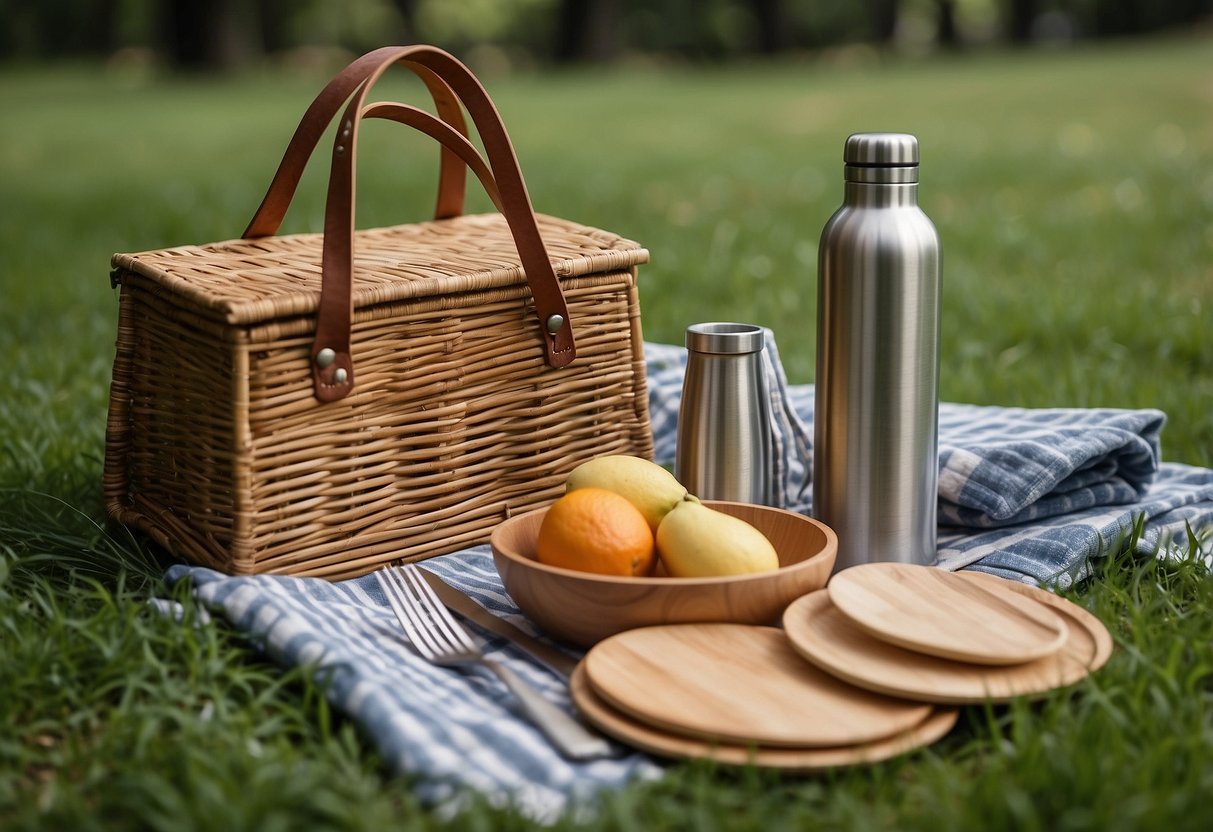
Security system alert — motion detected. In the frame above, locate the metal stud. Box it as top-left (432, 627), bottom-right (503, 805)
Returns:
top-left (332, 368), bottom-right (348, 384)
top-left (315, 348), bottom-right (336, 369)
top-left (335, 145), bottom-right (345, 155)
top-left (341, 120), bottom-right (352, 139)
top-left (545, 314), bottom-right (565, 334)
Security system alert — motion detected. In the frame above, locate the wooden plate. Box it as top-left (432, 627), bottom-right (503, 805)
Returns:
top-left (581, 623), bottom-right (932, 748)
top-left (783, 587), bottom-right (1111, 705)
top-left (571, 662), bottom-right (959, 771)
top-left (827, 562), bottom-right (1068, 665)
top-left (957, 572), bottom-right (1114, 671)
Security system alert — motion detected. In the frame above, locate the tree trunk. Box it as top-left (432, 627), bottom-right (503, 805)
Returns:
top-left (388, 0), bottom-right (421, 43)
top-left (79, 0), bottom-right (119, 56)
top-left (1006, 0), bottom-right (1037, 43)
top-left (867, 0), bottom-right (899, 44)
top-left (256, 0), bottom-right (290, 55)
top-left (752, 0), bottom-right (787, 54)
top-left (160, 0), bottom-right (258, 70)
top-left (554, 0), bottom-right (619, 64)
top-left (1092, 0), bottom-right (1144, 36)
top-left (164, 0), bottom-right (208, 68)
top-left (936, 0), bottom-right (959, 49)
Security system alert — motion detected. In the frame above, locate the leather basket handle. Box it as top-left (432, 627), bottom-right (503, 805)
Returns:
top-left (244, 46), bottom-right (470, 237)
top-left (362, 101), bottom-right (503, 211)
top-left (245, 46), bottom-right (576, 402)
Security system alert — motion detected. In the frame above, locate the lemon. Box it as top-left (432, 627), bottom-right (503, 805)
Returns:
top-left (566, 454), bottom-right (688, 533)
top-left (656, 499), bottom-right (779, 577)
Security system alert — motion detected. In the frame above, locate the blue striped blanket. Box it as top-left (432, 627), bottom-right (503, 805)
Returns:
top-left (164, 335), bottom-right (1213, 820)
top-left (643, 336), bottom-right (1213, 587)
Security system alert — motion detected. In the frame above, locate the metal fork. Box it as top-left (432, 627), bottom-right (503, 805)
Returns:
top-left (375, 565), bottom-right (612, 760)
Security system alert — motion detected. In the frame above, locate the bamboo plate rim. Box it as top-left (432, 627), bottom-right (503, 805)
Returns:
top-left (571, 662), bottom-right (959, 770)
top-left (783, 585), bottom-right (1112, 705)
top-left (827, 562), bottom-right (1069, 666)
top-left (957, 572), bottom-right (1114, 670)
top-left (582, 623), bottom-right (933, 748)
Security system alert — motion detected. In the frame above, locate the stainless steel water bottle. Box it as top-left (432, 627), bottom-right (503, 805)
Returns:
top-left (676, 323), bottom-right (774, 505)
top-left (814, 133), bottom-right (941, 572)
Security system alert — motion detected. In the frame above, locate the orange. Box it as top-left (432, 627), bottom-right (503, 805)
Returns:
top-left (536, 487), bottom-right (656, 577)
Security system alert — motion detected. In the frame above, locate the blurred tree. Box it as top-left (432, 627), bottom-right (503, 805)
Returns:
top-left (1093, 0), bottom-right (1147, 34)
top-left (1006, 0), bottom-right (1037, 42)
top-left (2, 0), bottom-right (1212, 66)
top-left (554, 0), bottom-right (621, 63)
top-left (752, 0), bottom-right (789, 53)
top-left (257, 0), bottom-right (292, 54)
top-left (159, 0), bottom-right (252, 70)
top-left (80, 0), bottom-right (120, 55)
top-left (388, 0), bottom-right (422, 41)
top-left (868, 0), bottom-right (900, 43)
top-left (0, 0), bottom-right (119, 59)
top-left (414, 0), bottom-right (555, 61)
top-left (162, 0), bottom-right (216, 68)
top-left (937, 0), bottom-right (960, 47)
top-left (1086, 0), bottom-right (1213, 35)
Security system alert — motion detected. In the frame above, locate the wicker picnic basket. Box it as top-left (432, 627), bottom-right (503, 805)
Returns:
top-left (103, 46), bottom-right (653, 579)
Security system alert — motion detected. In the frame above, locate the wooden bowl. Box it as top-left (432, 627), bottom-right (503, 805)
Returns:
top-left (490, 501), bottom-right (837, 648)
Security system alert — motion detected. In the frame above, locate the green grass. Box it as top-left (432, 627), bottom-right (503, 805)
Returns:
top-left (2, 34), bottom-right (1212, 830)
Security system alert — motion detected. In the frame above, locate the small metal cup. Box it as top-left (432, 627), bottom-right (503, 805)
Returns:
top-left (676, 323), bottom-right (774, 505)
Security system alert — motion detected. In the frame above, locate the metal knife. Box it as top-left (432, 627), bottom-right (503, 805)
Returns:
top-left (418, 569), bottom-right (580, 679)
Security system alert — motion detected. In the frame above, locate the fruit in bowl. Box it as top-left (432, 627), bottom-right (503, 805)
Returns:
top-left (546, 455), bottom-right (780, 579)
top-left (535, 487), bottom-right (656, 577)
top-left (656, 497), bottom-right (779, 577)
top-left (565, 454), bottom-right (687, 533)
top-left (491, 455), bottom-right (836, 647)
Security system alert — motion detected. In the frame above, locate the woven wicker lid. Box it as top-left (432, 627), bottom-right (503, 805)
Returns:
top-left (112, 213), bottom-right (648, 326)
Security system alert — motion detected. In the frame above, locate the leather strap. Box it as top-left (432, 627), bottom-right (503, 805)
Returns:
top-left (398, 51), bottom-right (575, 366)
top-left (361, 102), bottom-right (502, 211)
top-left (244, 46), bottom-right (576, 402)
top-left (243, 46), bottom-right (469, 238)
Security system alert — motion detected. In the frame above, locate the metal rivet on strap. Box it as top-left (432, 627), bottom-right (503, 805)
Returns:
top-left (545, 314), bottom-right (565, 335)
top-left (315, 348), bottom-right (336, 369)
top-left (332, 368), bottom-right (348, 384)
top-left (335, 145), bottom-right (345, 155)
top-left (341, 121), bottom-right (352, 139)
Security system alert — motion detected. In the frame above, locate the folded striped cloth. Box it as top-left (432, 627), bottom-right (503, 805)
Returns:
top-left (164, 334), bottom-right (1213, 820)
top-left (646, 333), bottom-right (1213, 586)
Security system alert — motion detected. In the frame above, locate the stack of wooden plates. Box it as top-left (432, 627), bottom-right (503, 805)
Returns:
top-left (572, 623), bottom-right (959, 771)
top-left (570, 563), bottom-right (1112, 769)
top-left (783, 563), bottom-right (1114, 705)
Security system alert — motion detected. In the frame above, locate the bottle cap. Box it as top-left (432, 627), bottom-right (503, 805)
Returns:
top-left (844, 133), bottom-right (919, 183)
top-left (844, 133), bottom-right (919, 166)
top-left (685, 322), bottom-right (765, 355)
